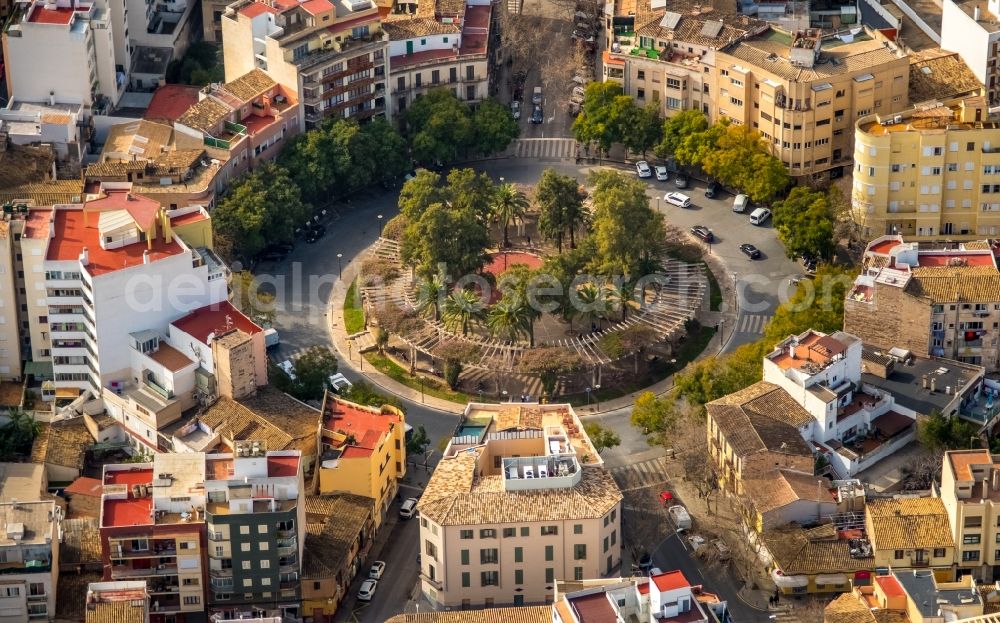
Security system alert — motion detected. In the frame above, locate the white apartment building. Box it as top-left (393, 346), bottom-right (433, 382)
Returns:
top-left (0, 500), bottom-right (62, 622)
top-left (941, 0), bottom-right (1000, 106)
top-left (2, 0), bottom-right (125, 109)
top-left (553, 572), bottom-right (728, 623)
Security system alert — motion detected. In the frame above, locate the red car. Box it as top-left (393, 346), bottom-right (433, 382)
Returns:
top-left (659, 490), bottom-right (673, 505)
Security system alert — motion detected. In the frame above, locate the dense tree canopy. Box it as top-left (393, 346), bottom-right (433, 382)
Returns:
top-left (404, 89), bottom-right (517, 164)
top-left (587, 170), bottom-right (667, 277)
top-left (535, 168), bottom-right (588, 252)
top-left (772, 187), bottom-right (837, 260)
top-left (701, 124), bottom-right (789, 203)
top-left (572, 82), bottom-right (633, 153)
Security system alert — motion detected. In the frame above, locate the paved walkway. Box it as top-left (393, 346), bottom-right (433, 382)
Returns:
top-left (326, 239), bottom-right (740, 416)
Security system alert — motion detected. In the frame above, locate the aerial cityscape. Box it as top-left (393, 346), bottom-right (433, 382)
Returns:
top-left (2, 0), bottom-right (1000, 619)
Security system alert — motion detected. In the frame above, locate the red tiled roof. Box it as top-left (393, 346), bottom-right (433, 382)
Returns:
top-left (267, 455), bottom-right (300, 477)
top-left (323, 398), bottom-right (398, 452)
top-left (328, 11), bottom-right (380, 34)
top-left (242, 113), bottom-right (279, 136)
top-left (341, 446), bottom-right (374, 459)
top-left (85, 190), bottom-right (160, 231)
top-left (28, 6), bottom-right (74, 24)
top-left (870, 239), bottom-right (901, 254)
top-left (47, 209), bottom-right (184, 277)
top-left (240, 1), bottom-right (280, 17)
top-left (569, 592), bottom-right (618, 623)
top-left (103, 497), bottom-right (152, 527)
top-left (638, 580), bottom-right (651, 595)
top-left (170, 300), bottom-right (263, 345)
top-left (23, 208), bottom-right (52, 239)
top-left (603, 50), bottom-right (625, 66)
top-left (169, 210), bottom-right (209, 227)
top-left (64, 476), bottom-right (103, 497)
top-left (144, 85), bottom-right (202, 123)
top-left (651, 570), bottom-right (690, 592)
top-left (300, 0), bottom-right (333, 14)
top-left (876, 575), bottom-right (905, 598)
top-left (104, 468), bottom-right (153, 487)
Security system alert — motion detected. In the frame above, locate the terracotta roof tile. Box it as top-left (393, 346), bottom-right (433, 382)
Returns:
top-left (383, 606), bottom-right (551, 623)
top-left (866, 497), bottom-right (954, 551)
top-left (102, 120), bottom-right (174, 159)
top-left (706, 381), bottom-right (814, 460)
top-left (909, 50), bottom-right (985, 104)
top-left (763, 524), bottom-right (872, 575)
top-left (743, 469), bottom-right (833, 514)
top-left (382, 15), bottom-right (459, 38)
top-left (61, 517), bottom-right (102, 566)
top-left (824, 593), bottom-right (877, 623)
top-left (906, 267), bottom-right (1000, 302)
top-left (198, 386), bottom-right (319, 457)
top-left (302, 493), bottom-right (374, 577)
top-left (222, 69), bottom-right (276, 103)
top-left (85, 600), bottom-right (147, 623)
top-left (31, 417), bottom-right (92, 470)
top-left (177, 97), bottom-right (231, 133)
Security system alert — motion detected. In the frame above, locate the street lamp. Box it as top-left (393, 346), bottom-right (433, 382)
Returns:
top-left (585, 386), bottom-right (592, 405)
top-left (594, 384), bottom-right (601, 410)
top-left (502, 389), bottom-right (509, 402)
top-left (377, 214), bottom-right (384, 237)
top-left (336, 253), bottom-right (343, 278)
top-left (718, 318), bottom-right (725, 354)
top-left (419, 376), bottom-right (425, 403)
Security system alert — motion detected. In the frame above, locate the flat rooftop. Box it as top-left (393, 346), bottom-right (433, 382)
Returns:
top-left (768, 330), bottom-right (850, 371)
top-left (28, 5), bottom-right (76, 24)
top-left (951, 0), bottom-right (1000, 32)
top-left (862, 354), bottom-right (981, 415)
top-left (321, 395), bottom-right (399, 459)
top-left (895, 570), bottom-right (981, 617)
top-left (171, 299), bottom-right (262, 345)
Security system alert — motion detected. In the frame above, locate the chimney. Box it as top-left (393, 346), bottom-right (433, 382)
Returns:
top-left (48, 218), bottom-right (54, 238)
top-left (789, 343), bottom-right (796, 359)
top-left (946, 385), bottom-right (952, 395)
top-left (142, 250), bottom-right (150, 265)
top-left (922, 375), bottom-right (928, 389)
top-left (80, 247), bottom-right (89, 266)
top-left (975, 4), bottom-right (982, 20)
top-left (931, 377), bottom-right (937, 393)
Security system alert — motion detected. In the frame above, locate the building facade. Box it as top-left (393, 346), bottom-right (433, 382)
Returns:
top-left (553, 572), bottom-right (728, 623)
top-left (0, 500), bottom-right (61, 621)
top-left (417, 403), bottom-right (623, 608)
top-left (851, 97), bottom-right (1000, 241)
top-left (865, 497), bottom-right (956, 581)
top-left (221, 0), bottom-right (389, 129)
top-left (938, 450), bottom-right (1000, 581)
top-left (940, 0), bottom-right (1000, 106)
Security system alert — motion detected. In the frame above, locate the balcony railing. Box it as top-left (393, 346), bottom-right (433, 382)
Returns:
top-left (111, 564), bottom-right (179, 578)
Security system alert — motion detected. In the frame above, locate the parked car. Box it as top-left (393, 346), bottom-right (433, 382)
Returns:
top-left (749, 207), bottom-right (772, 225)
top-left (732, 193), bottom-right (749, 213)
top-left (663, 192), bottom-right (692, 208)
top-left (740, 243), bottom-right (762, 259)
top-left (638, 552), bottom-right (653, 571)
top-left (531, 105), bottom-right (543, 124)
top-left (704, 181), bottom-right (720, 199)
top-left (305, 224), bottom-right (326, 243)
top-left (712, 538), bottom-right (732, 561)
top-left (511, 100), bottom-right (521, 120)
top-left (674, 172), bottom-right (689, 188)
top-left (690, 225), bottom-right (713, 242)
top-left (532, 86), bottom-right (543, 104)
top-left (328, 372), bottom-right (353, 392)
top-left (369, 561), bottom-right (386, 580)
top-left (688, 534), bottom-right (707, 553)
top-left (635, 160), bottom-right (652, 178)
top-left (358, 579), bottom-right (378, 601)
top-left (655, 165), bottom-right (669, 181)
top-left (277, 360), bottom-right (297, 381)
top-left (400, 497), bottom-right (419, 519)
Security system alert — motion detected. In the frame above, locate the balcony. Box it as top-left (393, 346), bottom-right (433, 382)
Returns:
top-left (111, 563), bottom-right (179, 578)
top-left (144, 372), bottom-right (173, 400)
top-left (203, 120), bottom-right (248, 150)
top-left (320, 59), bottom-right (375, 85)
top-left (420, 573), bottom-right (443, 590)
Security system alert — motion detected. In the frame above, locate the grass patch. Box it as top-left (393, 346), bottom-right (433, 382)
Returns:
top-left (564, 325), bottom-right (717, 406)
top-left (363, 352), bottom-right (498, 405)
top-left (343, 278), bottom-right (366, 334)
top-left (702, 262), bottom-right (723, 311)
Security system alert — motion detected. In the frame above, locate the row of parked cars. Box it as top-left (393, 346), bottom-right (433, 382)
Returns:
top-left (356, 497), bottom-right (421, 603)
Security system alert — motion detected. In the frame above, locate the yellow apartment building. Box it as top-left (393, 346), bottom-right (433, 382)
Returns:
top-left (316, 392), bottom-right (406, 528)
top-left (865, 497), bottom-right (956, 580)
top-left (851, 96), bottom-right (1000, 240)
top-left (713, 26), bottom-right (909, 180)
top-left (417, 403), bottom-right (622, 609)
top-left (938, 450), bottom-right (1000, 581)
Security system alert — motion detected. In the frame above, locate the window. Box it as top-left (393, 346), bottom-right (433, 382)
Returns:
top-left (461, 550), bottom-right (469, 565)
top-left (541, 526), bottom-right (558, 536)
top-left (466, 66), bottom-right (475, 80)
top-left (480, 548), bottom-right (499, 564)
top-left (462, 572), bottom-right (470, 587)
top-left (894, 550), bottom-right (904, 560)
top-left (242, 561), bottom-right (251, 570)
top-left (481, 571), bottom-right (499, 586)
top-left (637, 88), bottom-right (645, 99)
top-left (131, 539), bottom-right (149, 551)
top-left (574, 567), bottom-right (584, 581)
top-left (514, 547), bottom-right (523, 563)
top-left (637, 70), bottom-right (645, 80)
top-left (183, 596), bottom-right (200, 605)
top-left (574, 544), bottom-right (587, 560)
top-left (260, 560), bottom-right (270, 569)
top-left (963, 550), bottom-right (981, 562)
top-left (480, 529), bottom-right (496, 539)
top-left (969, 142), bottom-right (976, 151)
top-left (503, 528), bottom-right (516, 538)
top-left (520, 527), bottom-right (529, 537)
top-left (667, 97), bottom-right (682, 109)
top-left (545, 568), bottom-right (554, 583)
top-left (515, 569), bottom-right (524, 584)
top-left (934, 548), bottom-right (947, 557)
top-left (965, 516), bottom-right (983, 528)
top-left (425, 541), bottom-right (437, 558)
top-left (241, 543), bottom-right (250, 552)
top-left (240, 526), bottom-right (250, 535)
top-left (604, 536), bottom-right (609, 552)
top-left (666, 77), bottom-right (681, 89)
top-left (545, 545), bottom-right (554, 562)
top-left (460, 530), bottom-right (473, 539)
top-left (431, 70), bottom-right (439, 84)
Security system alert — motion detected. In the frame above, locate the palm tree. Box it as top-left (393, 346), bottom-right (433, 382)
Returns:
top-left (487, 297), bottom-right (532, 343)
top-left (415, 274), bottom-right (447, 321)
top-left (491, 183), bottom-right (529, 248)
top-left (442, 290), bottom-right (486, 335)
top-left (0, 409), bottom-right (41, 460)
top-left (574, 282), bottom-right (616, 332)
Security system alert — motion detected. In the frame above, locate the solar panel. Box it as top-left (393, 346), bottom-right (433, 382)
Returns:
top-left (660, 11), bottom-right (681, 29)
top-left (700, 19), bottom-right (724, 38)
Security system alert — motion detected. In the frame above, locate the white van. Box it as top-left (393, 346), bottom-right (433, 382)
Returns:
top-left (732, 193), bottom-right (749, 213)
top-left (664, 192), bottom-right (692, 208)
top-left (749, 207), bottom-right (772, 225)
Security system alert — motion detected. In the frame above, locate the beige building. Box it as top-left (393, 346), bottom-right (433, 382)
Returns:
top-left (713, 26), bottom-right (909, 180)
top-left (866, 497), bottom-right (956, 581)
top-left (850, 96), bottom-right (1000, 241)
top-left (221, 0), bottom-right (389, 129)
top-left (417, 403), bottom-right (623, 609)
top-left (938, 450), bottom-right (1000, 581)
top-left (383, 1), bottom-right (492, 117)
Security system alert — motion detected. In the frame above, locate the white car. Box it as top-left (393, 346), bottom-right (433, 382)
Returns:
top-left (663, 192), bottom-right (692, 208)
top-left (277, 360), bottom-right (297, 381)
top-left (358, 579), bottom-right (377, 601)
top-left (511, 100), bottom-right (521, 120)
top-left (369, 560), bottom-right (386, 580)
top-left (655, 166), bottom-right (669, 181)
top-left (328, 372), bottom-right (353, 392)
top-left (400, 497), bottom-right (419, 519)
top-left (635, 161), bottom-right (652, 178)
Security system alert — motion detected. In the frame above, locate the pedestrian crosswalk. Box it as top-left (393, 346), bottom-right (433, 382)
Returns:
top-left (734, 313), bottom-right (772, 335)
top-left (511, 138), bottom-right (578, 160)
top-left (609, 456), bottom-right (671, 492)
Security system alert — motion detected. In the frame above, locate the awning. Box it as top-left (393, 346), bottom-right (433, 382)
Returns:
top-left (56, 387), bottom-right (81, 399)
top-left (815, 574), bottom-right (848, 585)
top-left (872, 410), bottom-right (914, 438)
top-left (771, 569), bottom-right (809, 588)
top-left (24, 361), bottom-right (53, 379)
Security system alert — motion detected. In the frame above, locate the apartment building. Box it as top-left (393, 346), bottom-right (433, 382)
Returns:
top-left (845, 234), bottom-right (1000, 381)
top-left (221, 0), bottom-right (389, 129)
top-left (99, 448), bottom-right (306, 622)
top-left (0, 99), bottom-right (91, 163)
top-left (602, 0), bottom-right (767, 119)
top-left (866, 497), bottom-right (956, 580)
top-left (384, 0), bottom-right (493, 117)
top-left (417, 403), bottom-right (623, 609)
top-left (713, 26), bottom-right (908, 180)
top-left (2, 0), bottom-right (124, 109)
top-left (941, 0), bottom-right (1000, 106)
top-left (173, 69), bottom-right (301, 180)
top-left (0, 500), bottom-right (61, 621)
top-left (202, 0), bottom-right (229, 41)
top-left (553, 573), bottom-right (729, 623)
top-left (317, 392), bottom-right (406, 527)
top-left (851, 97), bottom-right (1000, 241)
top-left (938, 450), bottom-right (1000, 581)
top-left (84, 581), bottom-right (151, 623)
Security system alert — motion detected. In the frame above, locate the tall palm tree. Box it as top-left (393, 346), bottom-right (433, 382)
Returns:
top-left (574, 282), bottom-right (616, 332)
top-left (415, 274), bottom-right (447, 321)
top-left (491, 183), bottom-right (529, 248)
top-left (487, 297), bottom-right (532, 343)
top-left (442, 290), bottom-right (486, 335)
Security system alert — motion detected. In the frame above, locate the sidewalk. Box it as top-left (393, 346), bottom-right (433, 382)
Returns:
top-left (327, 241), bottom-right (739, 416)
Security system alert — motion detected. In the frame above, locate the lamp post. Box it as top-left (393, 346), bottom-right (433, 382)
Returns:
top-left (594, 384), bottom-right (601, 410)
top-left (585, 386), bottom-right (592, 406)
top-left (499, 176), bottom-right (505, 185)
top-left (419, 376), bottom-right (425, 403)
top-left (377, 214), bottom-right (384, 237)
top-left (336, 253), bottom-right (343, 278)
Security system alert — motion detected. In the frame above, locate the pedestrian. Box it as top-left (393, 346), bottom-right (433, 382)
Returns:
top-left (527, 235), bottom-right (531, 245)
